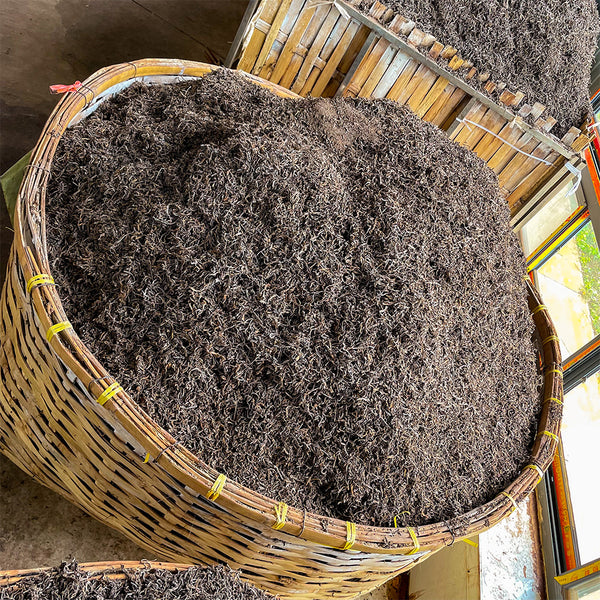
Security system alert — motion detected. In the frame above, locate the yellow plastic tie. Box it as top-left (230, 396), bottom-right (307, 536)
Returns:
top-left (97, 382), bottom-right (123, 406)
top-left (27, 274), bottom-right (55, 294)
top-left (545, 368), bottom-right (563, 378)
top-left (46, 321), bottom-right (72, 342)
top-left (272, 502), bottom-right (288, 530)
top-left (144, 453), bottom-right (151, 463)
top-left (542, 335), bottom-right (560, 345)
top-left (501, 491), bottom-right (518, 511)
top-left (531, 304), bottom-right (548, 315)
top-left (342, 521), bottom-right (356, 550)
top-left (407, 527), bottom-right (420, 555)
top-left (543, 396), bottom-right (563, 406)
top-left (525, 464), bottom-right (544, 483)
top-left (538, 430), bottom-right (559, 443)
top-left (462, 538), bottom-right (478, 548)
top-left (206, 474), bottom-right (226, 501)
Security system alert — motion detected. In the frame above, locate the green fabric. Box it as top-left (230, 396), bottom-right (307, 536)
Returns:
top-left (1, 151), bottom-right (32, 226)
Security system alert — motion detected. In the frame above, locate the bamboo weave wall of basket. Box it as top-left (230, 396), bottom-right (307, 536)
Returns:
top-left (0, 58), bottom-right (563, 598)
top-left (0, 561), bottom-right (193, 587)
top-left (230, 0), bottom-right (591, 216)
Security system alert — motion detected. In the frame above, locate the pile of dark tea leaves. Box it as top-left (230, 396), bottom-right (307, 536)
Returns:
top-left (0, 561), bottom-right (272, 600)
top-left (357, 0), bottom-right (599, 136)
top-left (46, 69), bottom-right (542, 527)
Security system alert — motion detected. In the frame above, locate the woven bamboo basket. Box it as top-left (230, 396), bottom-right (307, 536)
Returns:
top-left (0, 561), bottom-right (193, 588)
top-left (0, 58), bottom-right (563, 598)
top-left (227, 0), bottom-right (591, 217)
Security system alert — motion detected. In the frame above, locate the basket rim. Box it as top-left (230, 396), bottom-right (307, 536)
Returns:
top-left (0, 560), bottom-right (196, 586)
top-left (10, 58), bottom-right (563, 556)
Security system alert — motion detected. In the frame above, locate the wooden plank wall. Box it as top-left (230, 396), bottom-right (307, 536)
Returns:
top-left (235, 0), bottom-right (591, 215)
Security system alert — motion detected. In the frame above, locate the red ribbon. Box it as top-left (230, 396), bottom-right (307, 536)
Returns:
top-left (49, 81), bottom-right (82, 94)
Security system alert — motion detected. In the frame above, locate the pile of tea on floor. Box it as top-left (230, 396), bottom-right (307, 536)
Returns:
top-left (47, 69), bottom-right (542, 527)
top-left (0, 561), bottom-right (272, 600)
top-left (357, 0), bottom-right (599, 135)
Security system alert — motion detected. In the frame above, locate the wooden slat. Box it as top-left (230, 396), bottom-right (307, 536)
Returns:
top-left (561, 126), bottom-right (583, 147)
top-left (428, 41), bottom-right (444, 60)
top-left (343, 35), bottom-right (387, 97)
top-left (279, 4), bottom-right (332, 89)
top-left (328, 24), bottom-right (372, 96)
top-left (499, 141), bottom-right (554, 191)
top-left (259, 0), bottom-right (305, 80)
top-left (448, 100), bottom-right (485, 142)
top-left (474, 120), bottom-right (521, 164)
top-left (225, 0), bottom-right (262, 68)
top-left (334, 29), bottom-right (378, 97)
top-left (387, 59), bottom-right (419, 101)
top-left (426, 86), bottom-right (467, 128)
top-left (571, 133), bottom-right (591, 153)
top-left (470, 111), bottom-right (511, 159)
top-left (487, 130), bottom-right (533, 174)
top-left (506, 153), bottom-right (563, 212)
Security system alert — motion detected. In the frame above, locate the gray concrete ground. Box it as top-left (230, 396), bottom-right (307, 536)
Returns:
top-left (0, 0), bottom-right (247, 571)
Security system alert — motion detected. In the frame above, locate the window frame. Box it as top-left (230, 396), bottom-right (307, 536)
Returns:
top-left (515, 131), bottom-right (600, 598)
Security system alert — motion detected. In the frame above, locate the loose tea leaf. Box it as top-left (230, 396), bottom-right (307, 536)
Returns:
top-left (0, 561), bottom-right (273, 600)
top-left (357, 0), bottom-right (599, 135)
top-left (46, 70), bottom-right (541, 527)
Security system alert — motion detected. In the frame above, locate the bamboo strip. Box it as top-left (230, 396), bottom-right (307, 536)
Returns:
top-left (406, 68), bottom-right (439, 112)
top-left (343, 35), bottom-right (386, 97)
top-left (326, 23), bottom-right (372, 96)
top-left (311, 20), bottom-right (360, 97)
top-left (269, 2), bottom-right (319, 84)
top-left (253, 0), bottom-right (294, 75)
top-left (384, 58), bottom-right (419, 101)
top-left (358, 43), bottom-right (397, 97)
top-left (413, 75), bottom-right (449, 118)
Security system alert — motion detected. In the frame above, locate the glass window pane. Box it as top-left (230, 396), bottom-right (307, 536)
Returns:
top-left (536, 221), bottom-right (600, 358)
top-left (519, 182), bottom-right (580, 256)
top-left (561, 370), bottom-right (600, 566)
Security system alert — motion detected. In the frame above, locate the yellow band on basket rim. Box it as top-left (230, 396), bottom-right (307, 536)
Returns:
top-left (538, 430), bottom-right (559, 443)
top-left (462, 538), bottom-right (478, 548)
top-left (407, 526), bottom-right (420, 555)
top-left (525, 464), bottom-right (544, 482)
top-left (531, 304), bottom-right (548, 315)
top-left (97, 382), bottom-right (123, 406)
top-left (544, 396), bottom-right (563, 406)
top-left (144, 453), bottom-right (151, 463)
top-left (545, 368), bottom-right (563, 378)
top-left (501, 491), bottom-right (519, 511)
top-left (27, 274), bottom-right (55, 294)
top-left (272, 502), bottom-right (288, 530)
top-left (543, 335), bottom-right (560, 345)
top-left (343, 522), bottom-right (356, 550)
top-left (207, 474), bottom-right (226, 501)
top-left (46, 321), bottom-right (72, 342)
